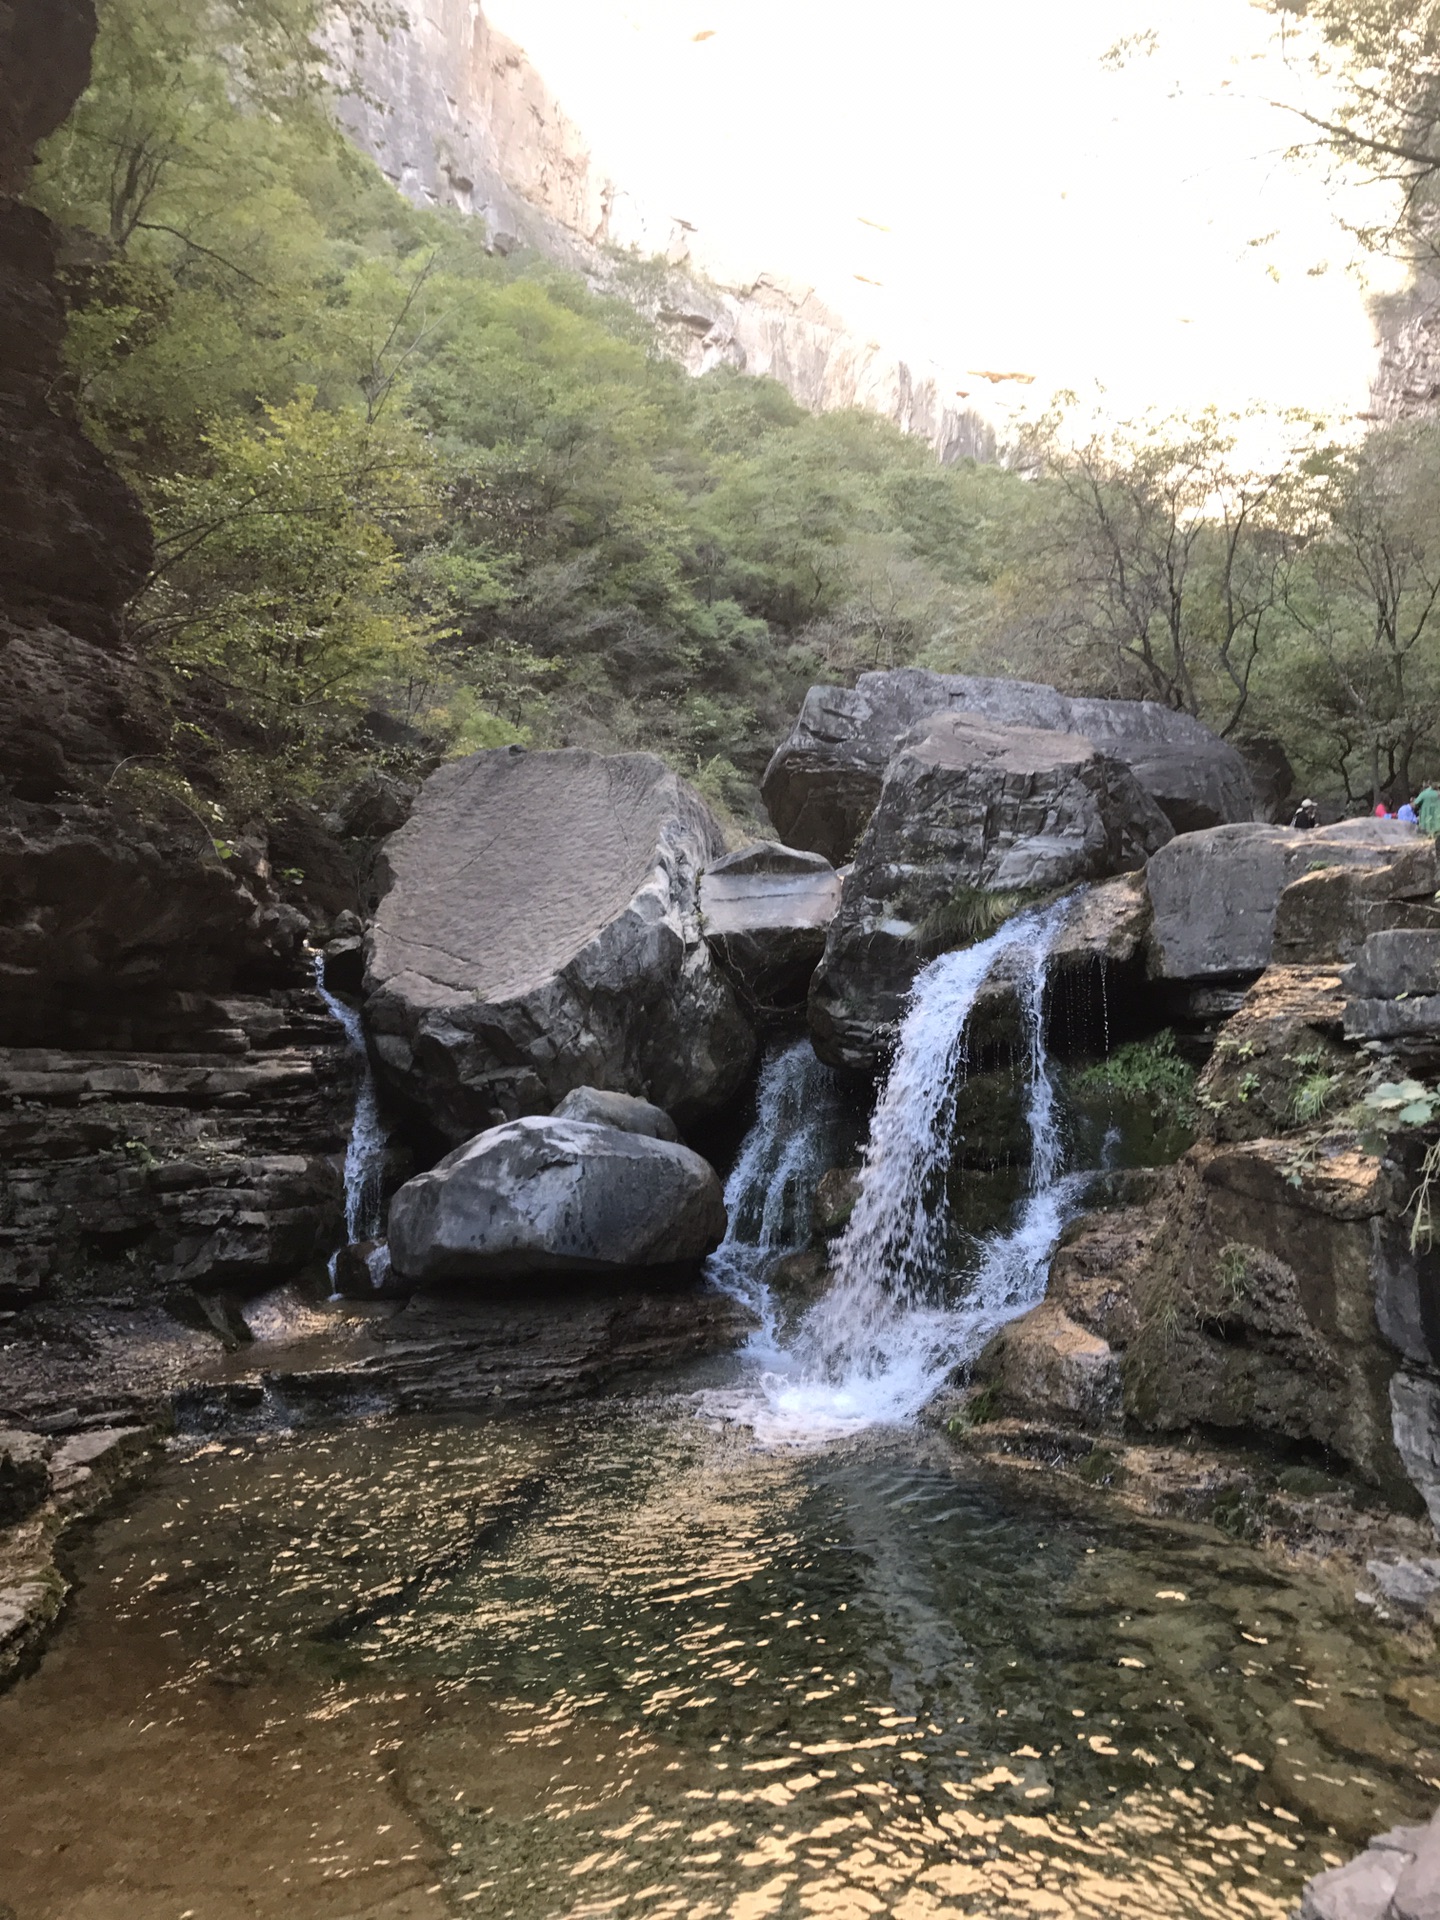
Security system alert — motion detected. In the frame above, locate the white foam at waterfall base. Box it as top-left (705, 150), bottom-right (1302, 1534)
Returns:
top-left (703, 898), bottom-right (1084, 1448)
top-left (313, 956), bottom-right (388, 1254)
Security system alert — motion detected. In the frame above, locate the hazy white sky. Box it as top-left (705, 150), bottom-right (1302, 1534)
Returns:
top-left (486, 0), bottom-right (1403, 439)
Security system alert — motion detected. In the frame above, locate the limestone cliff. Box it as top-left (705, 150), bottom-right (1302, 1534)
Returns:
top-left (333, 1), bottom-right (995, 464)
top-left (1371, 275), bottom-right (1440, 421)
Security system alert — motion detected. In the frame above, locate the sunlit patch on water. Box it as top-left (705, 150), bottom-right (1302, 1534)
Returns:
top-left (6, 1398), bottom-right (1435, 1919)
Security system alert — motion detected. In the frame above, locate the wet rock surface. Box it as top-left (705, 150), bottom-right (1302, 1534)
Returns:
top-left (365, 747), bottom-right (754, 1141)
top-left (388, 1115), bottom-right (727, 1283)
top-left (762, 668), bottom-right (1254, 862)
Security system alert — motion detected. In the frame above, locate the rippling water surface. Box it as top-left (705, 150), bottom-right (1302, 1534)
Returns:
top-left (3, 1391), bottom-right (1436, 1919)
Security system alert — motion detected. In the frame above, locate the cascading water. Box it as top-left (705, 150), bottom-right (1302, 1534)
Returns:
top-left (708, 896), bottom-right (1085, 1443)
top-left (706, 1038), bottom-right (855, 1351)
top-left (312, 954), bottom-right (388, 1266)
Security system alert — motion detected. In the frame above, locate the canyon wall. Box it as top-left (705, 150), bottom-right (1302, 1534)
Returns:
top-left (333, 1), bottom-right (995, 464)
top-left (1371, 278), bottom-right (1440, 422)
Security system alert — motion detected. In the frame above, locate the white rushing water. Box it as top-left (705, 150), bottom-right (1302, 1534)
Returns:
top-left (706, 897), bottom-right (1084, 1445)
top-left (707, 1038), bottom-right (854, 1351)
top-left (312, 955), bottom-right (388, 1254)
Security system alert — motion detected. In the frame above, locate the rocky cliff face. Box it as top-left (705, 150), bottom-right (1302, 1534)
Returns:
top-left (333, 1), bottom-right (995, 464)
top-left (0, 0), bottom-right (359, 1321)
top-left (1371, 278), bottom-right (1440, 422)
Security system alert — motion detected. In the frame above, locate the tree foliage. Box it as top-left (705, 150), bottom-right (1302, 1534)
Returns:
top-left (37, 0), bottom-right (1440, 838)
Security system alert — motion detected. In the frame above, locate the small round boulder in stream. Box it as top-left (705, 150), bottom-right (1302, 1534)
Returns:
top-left (387, 1117), bottom-right (726, 1284)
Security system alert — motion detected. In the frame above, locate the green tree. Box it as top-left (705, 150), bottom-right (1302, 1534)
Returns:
top-left (142, 390), bottom-right (438, 756)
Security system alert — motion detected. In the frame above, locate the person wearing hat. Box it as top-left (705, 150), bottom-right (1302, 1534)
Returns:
top-left (1290, 797), bottom-right (1320, 830)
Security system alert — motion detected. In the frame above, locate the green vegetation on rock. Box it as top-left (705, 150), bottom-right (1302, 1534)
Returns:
top-left (1071, 1032), bottom-right (1196, 1126)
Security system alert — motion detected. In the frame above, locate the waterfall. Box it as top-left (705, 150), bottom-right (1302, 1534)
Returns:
top-left (709, 896), bottom-right (1083, 1443)
top-left (706, 1038), bottom-right (852, 1350)
top-left (312, 954), bottom-right (388, 1257)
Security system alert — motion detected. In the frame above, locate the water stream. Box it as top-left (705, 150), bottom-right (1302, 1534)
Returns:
top-left (708, 899), bottom-right (1084, 1443)
top-left (313, 951), bottom-right (388, 1259)
top-left (3, 913), bottom-right (1435, 1915)
top-left (2, 1404), bottom-right (1431, 1919)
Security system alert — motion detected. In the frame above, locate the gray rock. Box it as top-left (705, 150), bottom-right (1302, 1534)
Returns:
top-left (331, 1238), bottom-right (411, 1299)
top-left (1365, 1557), bottom-right (1440, 1611)
top-left (1147, 819), bottom-right (1424, 982)
top-left (1390, 1371), bottom-right (1440, 1531)
top-left (700, 841), bottom-right (842, 1007)
top-left (47, 1425), bottom-right (149, 1496)
top-left (761, 669), bottom-right (1254, 860)
top-left (1344, 930), bottom-right (1440, 1041)
top-left (1274, 844), bottom-right (1440, 966)
top-left (364, 749), bottom-right (754, 1143)
top-left (808, 714), bottom-right (1170, 1069)
top-left (1300, 1846), bottom-right (1409, 1920)
top-left (552, 1086), bottom-right (681, 1142)
top-left (1347, 929), bottom-right (1440, 1000)
top-left (0, 1429), bottom-right (48, 1526)
top-left (1393, 1816), bottom-right (1440, 1920)
top-left (387, 1116), bottom-right (727, 1283)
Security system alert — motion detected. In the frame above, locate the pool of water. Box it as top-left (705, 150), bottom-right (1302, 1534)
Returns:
top-left (3, 1382), bottom-right (1437, 1919)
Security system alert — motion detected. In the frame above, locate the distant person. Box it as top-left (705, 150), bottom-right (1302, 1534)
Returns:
top-left (1399, 798), bottom-right (1419, 824)
top-left (1374, 801), bottom-right (1392, 818)
top-left (1419, 784), bottom-right (1440, 836)
top-left (1290, 797), bottom-right (1320, 831)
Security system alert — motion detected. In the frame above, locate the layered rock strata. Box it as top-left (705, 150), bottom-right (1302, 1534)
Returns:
top-left (364, 747), bottom-right (754, 1140)
top-left (0, 990), bottom-right (355, 1311)
top-left (0, 0), bottom-right (353, 1320)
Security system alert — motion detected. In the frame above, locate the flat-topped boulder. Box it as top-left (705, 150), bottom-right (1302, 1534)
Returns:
top-left (761, 669), bottom-right (1254, 861)
top-left (364, 749), bottom-right (754, 1142)
top-left (700, 841), bottom-right (842, 1008)
top-left (808, 713), bottom-right (1171, 1069)
top-left (1148, 818), bottom-right (1428, 982)
top-left (387, 1116), bottom-right (727, 1283)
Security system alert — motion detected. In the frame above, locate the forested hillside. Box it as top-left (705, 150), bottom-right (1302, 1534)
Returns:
top-left (30, 0), bottom-right (1440, 836)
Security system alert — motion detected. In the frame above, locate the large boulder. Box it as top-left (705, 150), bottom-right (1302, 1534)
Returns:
top-left (807, 713), bottom-right (1172, 1070)
top-left (1147, 818), bottom-right (1428, 982)
top-left (364, 749), bottom-right (755, 1142)
top-left (761, 669), bottom-right (1254, 861)
top-left (699, 840), bottom-right (842, 1009)
top-left (387, 1116), bottom-right (727, 1283)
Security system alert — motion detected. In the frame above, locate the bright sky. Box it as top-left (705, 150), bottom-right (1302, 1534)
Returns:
top-left (485, 0), bottom-right (1405, 443)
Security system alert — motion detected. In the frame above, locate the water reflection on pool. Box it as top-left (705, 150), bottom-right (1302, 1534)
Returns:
top-left (4, 1394), bottom-right (1437, 1919)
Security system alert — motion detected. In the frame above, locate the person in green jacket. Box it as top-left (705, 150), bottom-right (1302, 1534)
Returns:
top-left (1417, 785), bottom-right (1440, 836)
